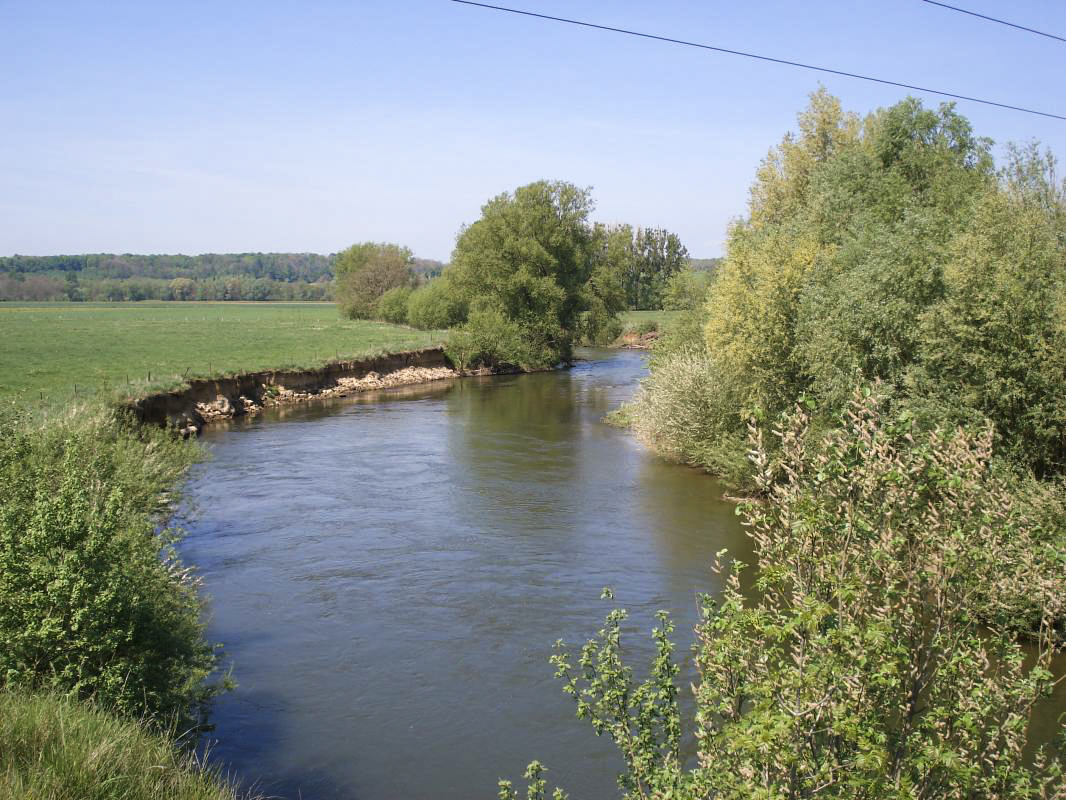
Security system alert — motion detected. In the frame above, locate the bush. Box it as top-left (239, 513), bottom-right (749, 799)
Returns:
top-left (635, 319), bottom-right (659, 335)
top-left (585, 315), bottom-right (623, 347)
top-left (375, 285), bottom-right (413, 325)
top-left (508, 390), bottom-right (1066, 799)
top-left (406, 279), bottom-right (466, 330)
top-left (661, 268), bottom-right (711, 311)
top-left (629, 349), bottom-right (753, 489)
top-left (0, 688), bottom-right (253, 800)
top-left (445, 308), bottom-right (552, 371)
top-left (0, 407), bottom-right (221, 726)
top-left (334, 242), bottom-right (413, 320)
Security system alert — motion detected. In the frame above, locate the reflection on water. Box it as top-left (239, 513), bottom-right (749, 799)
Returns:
top-left (179, 349), bottom-right (745, 799)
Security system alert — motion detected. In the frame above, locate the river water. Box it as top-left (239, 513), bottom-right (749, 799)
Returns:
top-left (179, 347), bottom-right (1063, 799)
top-left (179, 348), bottom-right (748, 799)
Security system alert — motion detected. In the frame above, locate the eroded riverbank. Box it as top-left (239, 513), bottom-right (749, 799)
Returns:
top-left (129, 347), bottom-right (457, 435)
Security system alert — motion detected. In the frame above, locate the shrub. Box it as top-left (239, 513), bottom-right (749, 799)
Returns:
top-left (629, 349), bottom-right (752, 489)
top-left (661, 268), bottom-right (711, 311)
top-left (635, 319), bottom-right (659, 335)
top-left (445, 308), bottom-right (551, 371)
top-left (507, 390), bottom-right (1066, 799)
top-left (334, 242), bottom-right (412, 320)
top-left (375, 285), bottom-right (413, 325)
top-left (0, 407), bottom-right (221, 726)
top-left (406, 278), bottom-right (466, 330)
top-left (585, 315), bottom-right (623, 347)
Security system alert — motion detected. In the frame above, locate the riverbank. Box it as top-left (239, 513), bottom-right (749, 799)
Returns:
top-left (129, 347), bottom-right (460, 435)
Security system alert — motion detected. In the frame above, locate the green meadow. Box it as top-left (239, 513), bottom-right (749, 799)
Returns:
top-left (0, 302), bottom-right (445, 409)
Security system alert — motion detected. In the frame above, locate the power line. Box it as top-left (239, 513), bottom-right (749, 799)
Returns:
top-left (451, 0), bottom-right (1066, 122)
top-left (921, 0), bottom-right (1066, 44)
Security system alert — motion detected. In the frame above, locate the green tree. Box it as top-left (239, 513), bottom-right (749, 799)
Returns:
top-left (406, 275), bottom-right (467, 330)
top-left (595, 224), bottom-right (689, 310)
top-left (334, 242), bottom-right (413, 320)
top-left (448, 181), bottom-right (623, 369)
top-left (169, 277), bottom-right (195, 301)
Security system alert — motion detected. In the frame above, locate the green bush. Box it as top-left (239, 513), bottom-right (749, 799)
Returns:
top-left (445, 308), bottom-right (552, 371)
top-left (0, 406), bottom-right (221, 725)
top-left (585, 315), bottom-right (623, 347)
top-left (406, 279), bottom-right (466, 330)
top-left (375, 285), bottom-right (413, 325)
top-left (334, 242), bottom-right (412, 320)
top-left (0, 688), bottom-right (253, 800)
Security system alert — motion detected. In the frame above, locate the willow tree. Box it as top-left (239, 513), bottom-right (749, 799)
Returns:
top-left (447, 181), bottom-right (623, 369)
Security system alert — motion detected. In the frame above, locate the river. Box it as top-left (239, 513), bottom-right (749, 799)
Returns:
top-left (178, 348), bottom-right (748, 799)
top-left (177, 347), bottom-right (1063, 799)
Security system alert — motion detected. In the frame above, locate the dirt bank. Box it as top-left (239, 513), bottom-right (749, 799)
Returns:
top-left (612, 330), bottom-right (660, 350)
top-left (129, 348), bottom-right (458, 436)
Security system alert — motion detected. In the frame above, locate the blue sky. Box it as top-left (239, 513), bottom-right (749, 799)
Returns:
top-left (2, 0), bottom-right (1064, 260)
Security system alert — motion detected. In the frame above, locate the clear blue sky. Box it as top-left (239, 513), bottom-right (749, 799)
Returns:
top-left (2, 0), bottom-right (1064, 260)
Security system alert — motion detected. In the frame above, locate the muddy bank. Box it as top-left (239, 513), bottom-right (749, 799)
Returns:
top-left (129, 348), bottom-right (458, 435)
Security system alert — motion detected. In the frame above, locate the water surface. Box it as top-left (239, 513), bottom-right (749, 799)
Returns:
top-left (180, 348), bottom-right (747, 799)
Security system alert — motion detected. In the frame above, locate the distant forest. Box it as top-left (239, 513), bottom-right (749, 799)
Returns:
top-left (0, 253), bottom-right (445, 302)
top-left (0, 252), bottom-right (715, 302)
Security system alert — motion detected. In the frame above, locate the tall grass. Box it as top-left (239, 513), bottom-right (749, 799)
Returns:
top-left (0, 689), bottom-right (255, 800)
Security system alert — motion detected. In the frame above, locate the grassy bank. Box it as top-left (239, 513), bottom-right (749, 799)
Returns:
top-left (0, 689), bottom-right (253, 800)
top-left (0, 302), bottom-right (445, 409)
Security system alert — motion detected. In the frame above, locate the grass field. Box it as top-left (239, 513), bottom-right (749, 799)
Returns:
top-left (621, 310), bottom-right (684, 329)
top-left (0, 302), bottom-right (445, 409)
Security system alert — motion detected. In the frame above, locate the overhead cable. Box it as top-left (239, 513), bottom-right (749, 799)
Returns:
top-left (921, 0), bottom-right (1066, 44)
top-left (451, 0), bottom-right (1066, 122)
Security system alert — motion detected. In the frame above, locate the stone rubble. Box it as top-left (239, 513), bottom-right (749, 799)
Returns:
top-left (194, 365), bottom-right (458, 423)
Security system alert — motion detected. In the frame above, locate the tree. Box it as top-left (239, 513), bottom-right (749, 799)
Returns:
top-left (595, 224), bottom-right (690, 310)
top-left (447, 181), bottom-right (623, 369)
top-left (334, 242), bottom-right (413, 319)
top-left (169, 277), bottom-right (195, 301)
top-left (507, 391), bottom-right (1066, 799)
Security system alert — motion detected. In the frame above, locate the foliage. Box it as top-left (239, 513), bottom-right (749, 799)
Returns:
top-left (630, 348), bottom-right (753, 490)
top-left (0, 252), bottom-right (336, 302)
top-left (661, 267), bottom-right (711, 311)
top-left (406, 276), bottom-right (468, 331)
top-left (0, 406), bottom-right (222, 725)
top-left (375, 285), bottom-right (413, 325)
top-left (0, 302), bottom-right (443, 409)
top-left (595, 224), bottom-right (689, 310)
top-left (629, 90), bottom-right (1066, 484)
top-left (0, 688), bottom-right (256, 800)
top-left (447, 181), bottom-right (624, 369)
top-left (510, 391), bottom-right (1066, 799)
top-left (445, 308), bottom-right (546, 371)
top-left (334, 242), bottom-right (413, 320)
